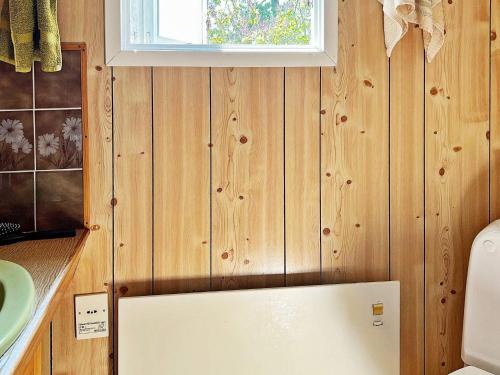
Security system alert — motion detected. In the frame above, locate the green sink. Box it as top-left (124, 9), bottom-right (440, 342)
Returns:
top-left (0, 260), bottom-right (35, 358)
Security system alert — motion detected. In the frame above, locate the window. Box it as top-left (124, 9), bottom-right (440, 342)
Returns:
top-left (105, 0), bottom-right (337, 66)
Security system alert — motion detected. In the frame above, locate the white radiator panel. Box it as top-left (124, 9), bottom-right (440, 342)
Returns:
top-left (119, 281), bottom-right (400, 375)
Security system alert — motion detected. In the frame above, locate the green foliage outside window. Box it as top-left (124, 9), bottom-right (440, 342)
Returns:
top-left (207, 0), bottom-right (313, 45)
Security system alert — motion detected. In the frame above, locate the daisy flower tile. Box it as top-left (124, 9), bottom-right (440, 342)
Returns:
top-left (0, 46), bottom-right (85, 232)
top-left (35, 110), bottom-right (83, 170)
top-left (0, 111), bottom-right (34, 171)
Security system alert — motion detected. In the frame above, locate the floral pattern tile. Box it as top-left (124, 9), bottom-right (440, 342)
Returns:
top-left (0, 173), bottom-right (34, 231)
top-left (0, 62), bottom-right (33, 109)
top-left (35, 110), bottom-right (83, 170)
top-left (0, 111), bottom-right (34, 171)
top-left (2, 47), bottom-right (85, 232)
top-left (35, 50), bottom-right (82, 108)
top-left (36, 171), bottom-right (83, 231)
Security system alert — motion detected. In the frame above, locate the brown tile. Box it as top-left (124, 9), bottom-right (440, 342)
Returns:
top-left (0, 62), bottom-right (33, 109)
top-left (34, 50), bottom-right (82, 108)
top-left (36, 171), bottom-right (83, 230)
top-left (35, 110), bottom-right (83, 170)
top-left (0, 111), bottom-right (34, 171)
top-left (0, 173), bottom-right (34, 231)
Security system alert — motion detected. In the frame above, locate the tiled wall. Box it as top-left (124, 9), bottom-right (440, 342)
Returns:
top-left (0, 49), bottom-right (84, 231)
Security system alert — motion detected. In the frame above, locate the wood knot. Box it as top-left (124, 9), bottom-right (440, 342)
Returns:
top-left (439, 168), bottom-right (445, 176)
top-left (221, 252), bottom-right (229, 260)
top-left (216, 187), bottom-right (223, 193)
top-left (111, 197), bottom-right (118, 206)
top-left (322, 228), bottom-right (331, 236)
top-left (346, 179), bottom-right (352, 185)
top-left (244, 259), bottom-right (250, 265)
top-left (486, 131), bottom-right (491, 140)
top-left (119, 286), bottom-right (128, 295)
top-left (363, 80), bottom-right (374, 88)
top-left (320, 109), bottom-right (326, 115)
top-left (453, 146), bottom-right (462, 152)
top-left (340, 115), bottom-right (348, 123)
top-left (240, 136), bottom-right (248, 144)
top-left (492, 31), bottom-right (497, 41)
top-left (238, 195), bottom-right (244, 200)
top-left (95, 65), bottom-right (103, 71)
top-left (430, 87), bottom-right (438, 96)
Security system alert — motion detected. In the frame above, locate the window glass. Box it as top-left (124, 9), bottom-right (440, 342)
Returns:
top-left (127, 0), bottom-right (318, 48)
top-left (206, 0), bottom-right (313, 46)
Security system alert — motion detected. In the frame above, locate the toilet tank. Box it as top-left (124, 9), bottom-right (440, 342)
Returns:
top-left (462, 220), bottom-right (500, 373)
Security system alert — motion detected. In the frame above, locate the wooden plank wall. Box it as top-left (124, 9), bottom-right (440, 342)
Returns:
top-left (53, 0), bottom-right (113, 373)
top-left (49, 0), bottom-right (495, 374)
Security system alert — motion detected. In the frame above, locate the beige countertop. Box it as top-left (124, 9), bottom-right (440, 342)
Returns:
top-left (0, 230), bottom-right (88, 374)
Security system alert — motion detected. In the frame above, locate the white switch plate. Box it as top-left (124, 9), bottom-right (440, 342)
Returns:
top-left (75, 293), bottom-right (109, 340)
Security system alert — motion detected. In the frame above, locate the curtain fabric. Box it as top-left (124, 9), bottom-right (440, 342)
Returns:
top-left (0, 0), bottom-right (61, 73)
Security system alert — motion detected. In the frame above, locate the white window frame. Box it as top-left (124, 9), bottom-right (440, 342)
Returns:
top-left (105, 0), bottom-right (338, 67)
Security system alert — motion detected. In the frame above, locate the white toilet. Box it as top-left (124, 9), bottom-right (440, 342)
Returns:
top-left (450, 220), bottom-right (500, 375)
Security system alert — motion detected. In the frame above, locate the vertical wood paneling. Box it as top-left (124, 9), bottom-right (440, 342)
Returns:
top-left (53, 0), bottom-right (113, 373)
top-left (212, 68), bottom-right (285, 290)
top-left (113, 67), bottom-right (153, 298)
top-left (46, 1), bottom-right (499, 374)
top-left (285, 68), bottom-right (321, 286)
top-left (153, 68), bottom-right (211, 294)
top-left (425, 1), bottom-right (490, 374)
top-left (390, 27), bottom-right (425, 375)
top-left (41, 328), bottom-right (51, 375)
top-left (492, 0), bottom-right (500, 220)
top-left (112, 67), bottom-right (153, 369)
top-left (321, 0), bottom-right (389, 283)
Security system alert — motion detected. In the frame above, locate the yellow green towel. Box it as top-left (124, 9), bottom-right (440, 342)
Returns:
top-left (0, 0), bottom-right (61, 73)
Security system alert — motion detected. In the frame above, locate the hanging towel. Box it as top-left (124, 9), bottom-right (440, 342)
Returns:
top-left (0, 0), bottom-right (61, 73)
top-left (378, 0), bottom-right (445, 62)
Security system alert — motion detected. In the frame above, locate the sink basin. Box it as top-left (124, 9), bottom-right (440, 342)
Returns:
top-left (0, 260), bottom-right (35, 358)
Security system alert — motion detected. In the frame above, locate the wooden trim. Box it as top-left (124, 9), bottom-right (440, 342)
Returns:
top-left (13, 231), bottom-right (89, 375)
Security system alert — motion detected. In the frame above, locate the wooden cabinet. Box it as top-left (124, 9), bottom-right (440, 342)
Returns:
top-left (16, 328), bottom-right (50, 375)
